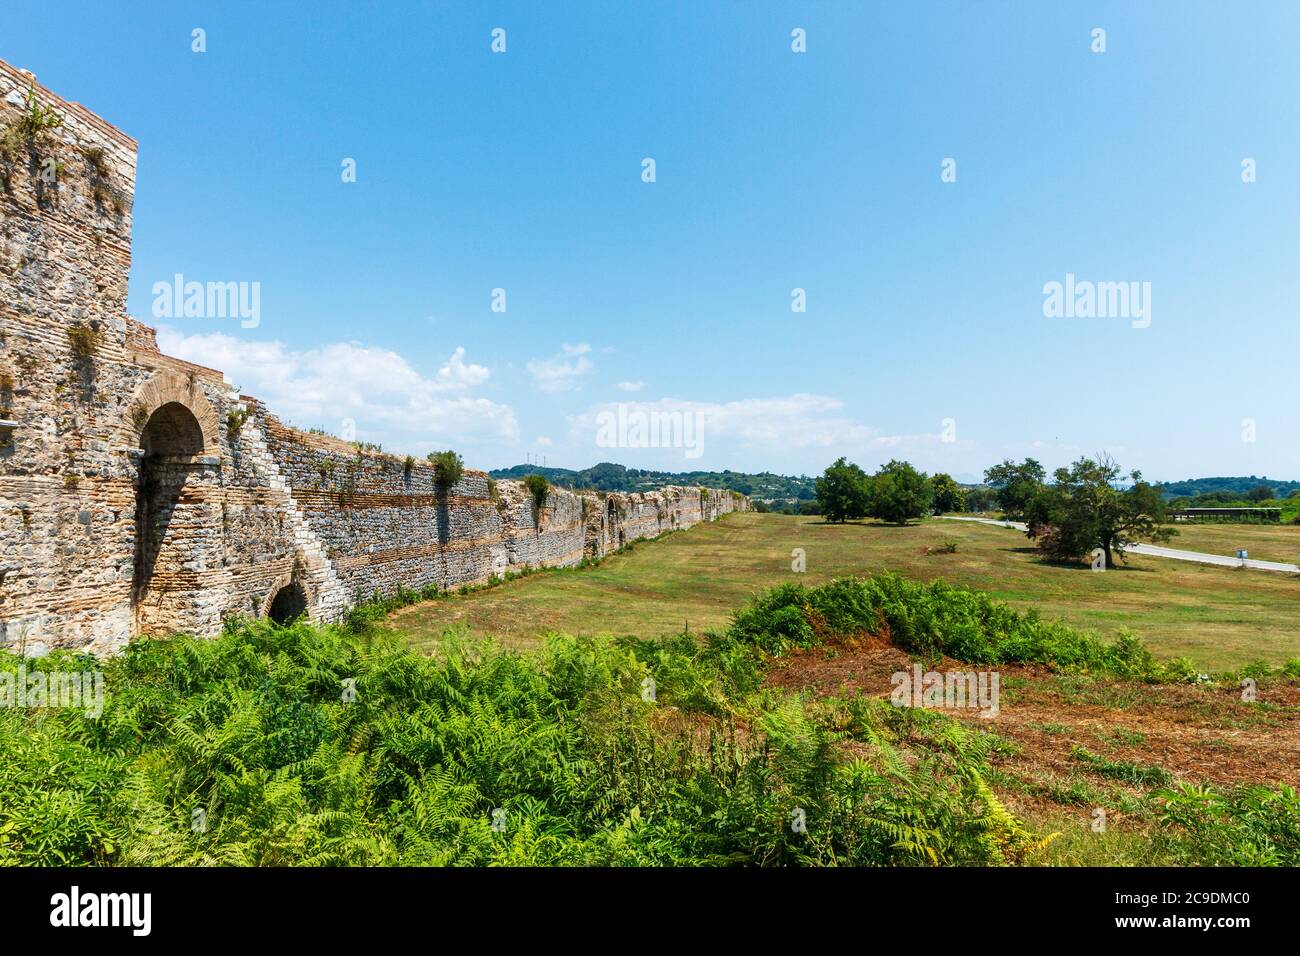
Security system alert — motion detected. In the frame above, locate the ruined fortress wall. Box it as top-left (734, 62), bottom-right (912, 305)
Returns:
top-left (0, 60), bottom-right (746, 657)
top-left (253, 400), bottom-right (743, 601)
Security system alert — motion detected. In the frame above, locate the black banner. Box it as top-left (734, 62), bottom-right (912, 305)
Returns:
top-left (0, 866), bottom-right (1281, 942)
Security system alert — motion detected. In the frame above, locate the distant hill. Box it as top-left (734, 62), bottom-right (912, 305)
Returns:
top-left (1155, 476), bottom-right (1300, 500)
top-left (488, 462), bottom-right (816, 501)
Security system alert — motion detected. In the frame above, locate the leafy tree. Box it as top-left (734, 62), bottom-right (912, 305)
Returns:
top-left (962, 486), bottom-right (995, 513)
top-left (1024, 455), bottom-right (1175, 568)
top-left (983, 458), bottom-right (1046, 518)
top-left (869, 460), bottom-right (933, 525)
top-left (929, 473), bottom-right (965, 514)
top-left (1247, 484), bottom-right (1274, 503)
top-left (815, 457), bottom-right (871, 523)
top-left (427, 450), bottom-right (464, 490)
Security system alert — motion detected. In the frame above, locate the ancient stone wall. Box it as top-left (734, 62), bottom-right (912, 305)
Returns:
top-left (0, 60), bottom-right (747, 657)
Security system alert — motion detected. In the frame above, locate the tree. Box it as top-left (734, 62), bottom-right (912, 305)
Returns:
top-left (815, 457), bottom-right (870, 523)
top-left (869, 460), bottom-right (933, 525)
top-left (983, 458), bottom-right (1046, 518)
top-left (963, 486), bottom-right (995, 513)
top-left (1247, 484), bottom-right (1274, 503)
top-left (929, 473), bottom-right (965, 514)
top-left (1023, 454), bottom-right (1174, 569)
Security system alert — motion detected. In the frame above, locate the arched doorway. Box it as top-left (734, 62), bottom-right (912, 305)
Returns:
top-left (132, 401), bottom-right (210, 635)
top-left (267, 581), bottom-right (308, 625)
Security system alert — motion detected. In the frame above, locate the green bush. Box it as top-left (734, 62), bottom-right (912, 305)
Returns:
top-left (726, 573), bottom-right (1157, 677)
top-left (428, 450), bottom-right (464, 490)
top-left (524, 474), bottom-right (549, 516)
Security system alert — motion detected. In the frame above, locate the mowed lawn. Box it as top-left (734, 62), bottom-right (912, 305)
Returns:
top-left (392, 512), bottom-right (1300, 670)
top-left (1155, 521), bottom-right (1300, 565)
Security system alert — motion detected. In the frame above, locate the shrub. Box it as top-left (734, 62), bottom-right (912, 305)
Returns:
top-left (726, 573), bottom-right (1159, 678)
top-left (225, 407), bottom-right (248, 436)
top-left (0, 84), bottom-right (64, 166)
top-left (66, 323), bottom-right (103, 360)
top-left (428, 450), bottom-right (464, 490)
top-left (82, 146), bottom-right (110, 178)
top-left (524, 474), bottom-right (549, 516)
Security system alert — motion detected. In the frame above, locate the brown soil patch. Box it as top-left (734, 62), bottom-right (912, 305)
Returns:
top-left (764, 640), bottom-right (1300, 791)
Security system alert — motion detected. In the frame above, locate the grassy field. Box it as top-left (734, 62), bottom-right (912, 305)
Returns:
top-left (1157, 521), bottom-right (1300, 565)
top-left (395, 512), bottom-right (1300, 670)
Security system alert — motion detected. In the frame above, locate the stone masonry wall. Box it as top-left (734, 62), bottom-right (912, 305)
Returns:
top-left (0, 60), bottom-right (747, 657)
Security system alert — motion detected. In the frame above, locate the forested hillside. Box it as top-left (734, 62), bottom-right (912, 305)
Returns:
top-left (489, 462), bottom-right (816, 500)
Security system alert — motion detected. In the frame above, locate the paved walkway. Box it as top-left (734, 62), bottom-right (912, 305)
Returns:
top-left (938, 515), bottom-right (1300, 575)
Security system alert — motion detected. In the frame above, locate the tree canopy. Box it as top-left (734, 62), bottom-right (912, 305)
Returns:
top-left (870, 460), bottom-right (933, 525)
top-left (1024, 455), bottom-right (1174, 568)
top-left (983, 458), bottom-right (1046, 518)
top-left (930, 473), bottom-right (965, 514)
top-left (815, 457), bottom-right (871, 523)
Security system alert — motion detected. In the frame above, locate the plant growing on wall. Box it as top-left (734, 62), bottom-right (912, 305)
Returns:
top-left (130, 402), bottom-right (150, 431)
top-left (524, 473), bottom-right (549, 522)
top-left (81, 146), bottom-right (125, 215)
top-left (66, 322), bottom-right (103, 361)
top-left (428, 450), bottom-right (464, 491)
top-left (341, 456), bottom-right (361, 503)
top-left (0, 369), bottom-right (13, 422)
top-left (226, 407), bottom-right (248, 437)
top-left (0, 84), bottom-right (64, 185)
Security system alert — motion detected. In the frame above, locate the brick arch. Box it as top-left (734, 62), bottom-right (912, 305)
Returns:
top-left (259, 570), bottom-right (316, 622)
top-left (129, 369), bottom-right (221, 455)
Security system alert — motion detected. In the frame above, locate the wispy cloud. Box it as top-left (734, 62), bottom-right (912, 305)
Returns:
top-left (527, 342), bottom-right (594, 392)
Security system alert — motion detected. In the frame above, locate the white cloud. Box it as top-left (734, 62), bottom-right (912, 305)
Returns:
top-left (527, 343), bottom-right (594, 392)
top-left (616, 380), bottom-right (646, 392)
top-left (155, 327), bottom-right (518, 448)
top-left (571, 393), bottom-right (878, 451)
top-left (535, 435), bottom-right (554, 447)
top-left (435, 346), bottom-right (490, 389)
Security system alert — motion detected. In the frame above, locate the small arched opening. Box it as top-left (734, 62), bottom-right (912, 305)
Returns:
top-left (267, 581), bottom-right (309, 625)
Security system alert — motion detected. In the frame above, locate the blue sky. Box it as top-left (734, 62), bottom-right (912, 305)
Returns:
top-left (7, 1), bottom-right (1300, 482)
